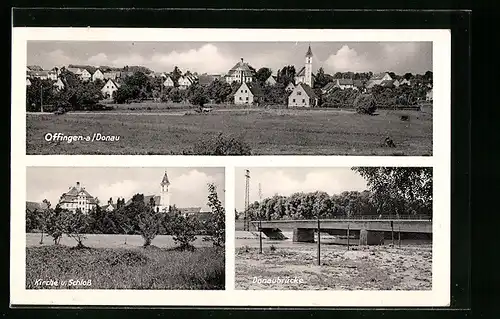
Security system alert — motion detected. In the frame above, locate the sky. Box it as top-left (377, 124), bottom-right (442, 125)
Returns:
top-left (26, 167), bottom-right (225, 211)
top-left (27, 41), bottom-right (432, 75)
top-left (234, 167), bottom-right (368, 211)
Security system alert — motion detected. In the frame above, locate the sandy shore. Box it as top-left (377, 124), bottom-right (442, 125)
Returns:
top-left (235, 244), bottom-right (432, 290)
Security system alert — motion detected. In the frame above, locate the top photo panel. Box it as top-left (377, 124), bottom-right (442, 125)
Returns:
top-left (25, 39), bottom-right (434, 156)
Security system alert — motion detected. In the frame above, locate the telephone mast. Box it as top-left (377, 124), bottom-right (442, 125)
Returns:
top-left (258, 182), bottom-right (263, 254)
top-left (244, 169), bottom-right (250, 231)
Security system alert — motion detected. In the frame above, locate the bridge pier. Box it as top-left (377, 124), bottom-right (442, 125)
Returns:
top-left (261, 228), bottom-right (288, 240)
top-left (292, 228), bottom-right (315, 243)
top-left (359, 229), bottom-right (385, 246)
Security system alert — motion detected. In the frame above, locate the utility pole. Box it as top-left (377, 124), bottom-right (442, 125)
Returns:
top-left (317, 211), bottom-right (321, 266)
top-left (40, 85), bottom-right (43, 113)
top-left (244, 169), bottom-right (250, 231)
top-left (258, 182), bottom-right (263, 254)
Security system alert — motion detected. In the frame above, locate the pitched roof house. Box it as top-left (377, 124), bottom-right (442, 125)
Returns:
top-left (285, 82), bottom-right (296, 92)
top-left (225, 58), bottom-right (256, 84)
top-left (365, 72), bottom-right (393, 88)
top-left (26, 201), bottom-right (49, 213)
top-left (163, 76), bottom-right (175, 87)
top-left (101, 79), bottom-right (121, 100)
top-left (103, 71), bottom-right (121, 80)
top-left (92, 69), bottom-right (105, 82)
top-left (178, 74), bottom-right (197, 89)
top-left (58, 182), bottom-right (98, 214)
top-left (53, 78), bottom-right (65, 91)
top-left (265, 75), bottom-right (277, 86)
top-left (288, 83), bottom-right (318, 108)
top-left (234, 82), bottom-right (264, 105)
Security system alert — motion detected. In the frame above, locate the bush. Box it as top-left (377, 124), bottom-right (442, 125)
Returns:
top-left (191, 133), bottom-right (251, 155)
top-left (354, 94), bottom-right (377, 115)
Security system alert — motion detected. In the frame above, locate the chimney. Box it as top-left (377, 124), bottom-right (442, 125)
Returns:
top-left (240, 58), bottom-right (244, 63)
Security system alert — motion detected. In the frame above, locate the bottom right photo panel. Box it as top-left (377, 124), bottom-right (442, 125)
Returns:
top-left (234, 166), bottom-right (432, 291)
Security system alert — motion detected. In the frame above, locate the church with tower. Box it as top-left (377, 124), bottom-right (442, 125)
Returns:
top-left (124, 170), bottom-right (202, 216)
top-left (288, 45), bottom-right (319, 108)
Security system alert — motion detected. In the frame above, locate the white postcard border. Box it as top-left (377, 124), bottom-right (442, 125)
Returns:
top-left (11, 27), bottom-right (450, 307)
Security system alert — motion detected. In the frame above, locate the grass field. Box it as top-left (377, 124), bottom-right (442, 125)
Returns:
top-left (26, 108), bottom-right (432, 155)
top-left (25, 234), bottom-right (224, 290)
top-left (235, 245), bottom-right (431, 290)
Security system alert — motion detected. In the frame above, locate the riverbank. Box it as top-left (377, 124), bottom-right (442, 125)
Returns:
top-left (235, 244), bottom-right (432, 290)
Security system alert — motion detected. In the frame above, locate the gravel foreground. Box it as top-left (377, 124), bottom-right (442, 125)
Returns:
top-left (235, 244), bottom-right (432, 290)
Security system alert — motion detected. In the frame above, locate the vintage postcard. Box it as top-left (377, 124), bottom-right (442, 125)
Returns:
top-left (11, 27), bottom-right (451, 307)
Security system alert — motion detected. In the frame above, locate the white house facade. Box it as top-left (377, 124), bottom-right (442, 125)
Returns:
top-left (234, 82), bottom-right (263, 105)
top-left (288, 83), bottom-right (318, 108)
top-left (92, 69), bottom-right (105, 82)
top-left (58, 182), bottom-right (97, 214)
top-left (225, 58), bottom-right (255, 84)
top-left (163, 76), bottom-right (175, 87)
top-left (101, 79), bottom-right (120, 100)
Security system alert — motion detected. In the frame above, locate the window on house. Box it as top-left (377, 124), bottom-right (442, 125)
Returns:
top-left (246, 97), bottom-right (248, 100)
top-left (241, 90), bottom-right (243, 93)
top-left (239, 97), bottom-right (242, 100)
top-left (245, 90), bottom-right (247, 93)
top-left (293, 99), bottom-right (296, 102)
top-left (297, 91), bottom-right (302, 95)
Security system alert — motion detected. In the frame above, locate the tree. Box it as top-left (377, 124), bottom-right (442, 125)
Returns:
top-left (276, 65), bottom-right (296, 85)
top-left (171, 66), bottom-right (183, 85)
top-left (354, 93), bottom-right (377, 115)
top-left (203, 183), bottom-right (225, 247)
top-left (136, 206), bottom-right (162, 247)
top-left (37, 200), bottom-right (52, 244)
top-left (65, 209), bottom-right (90, 248)
top-left (352, 167), bottom-right (433, 218)
top-left (256, 67), bottom-right (272, 84)
top-left (424, 71), bottom-right (433, 82)
top-left (168, 208), bottom-right (199, 251)
top-left (403, 73), bottom-right (413, 80)
top-left (188, 85), bottom-right (209, 107)
top-left (168, 87), bottom-right (184, 103)
top-left (207, 79), bottom-right (233, 103)
top-left (314, 67), bottom-right (332, 89)
top-left (46, 204), bottom-right (71, 245)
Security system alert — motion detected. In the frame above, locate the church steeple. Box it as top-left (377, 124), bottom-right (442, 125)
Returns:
top-left (305, 45), bottom-right (313, 58)
top-left (160, 170), bottom-right (170, 186)
top-left (159, 170), bottom-right (170, 212)
top-left (304, 45), bottom-right (313, 87)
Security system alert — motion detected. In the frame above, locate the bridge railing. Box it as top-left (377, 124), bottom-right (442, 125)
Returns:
top-left (250, 214), bottom-right (432, 223)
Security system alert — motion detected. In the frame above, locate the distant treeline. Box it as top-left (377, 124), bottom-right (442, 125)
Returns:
top-left (238, 167), bottom-right (433, 221)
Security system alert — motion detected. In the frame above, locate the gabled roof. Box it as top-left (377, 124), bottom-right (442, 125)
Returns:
top-left (353, 80), bottom-right (364, 87)
top-left (26, 201), bottom-right (49, 212)
top-left (102, 203), bottom-right (116, 210)
top-left (67, 67), bottom-right (82, 74)
top-left (103, 78), bottom-right (120, 89)
top-left (297, 83), bottom-right (318, 99)
top-left (380, 79), bottom-right (395, 87)
top-left (370, 72), bottom-right (391, 81)
top-left (198, 74), bottom-right (215, 86)
top-left (244, 82), bottom-right (264, 97)
top-left (337, 79), bottom-right (354, 85)
top-left (321, 82), bottom-right (336, 93)
top-left (27, 65), bottom-right (43, 71)
top-left (295, 66), bottom-right (317, 78)
top-left (31, 71), bottom-right (50, 77)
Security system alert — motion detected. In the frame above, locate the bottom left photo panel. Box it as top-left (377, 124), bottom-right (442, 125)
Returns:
top-left (24, 166), bottom-right (226, 290)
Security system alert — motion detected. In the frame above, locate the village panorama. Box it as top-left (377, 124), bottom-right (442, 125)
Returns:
top-left (25, 167), bottom-right (226, 290)
top-left (25, 42), bottom-right (433, 155)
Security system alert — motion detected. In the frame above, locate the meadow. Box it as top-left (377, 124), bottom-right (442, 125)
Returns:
top-left (25, 234), bottom-right (225, 290)
top-left (26, 106), bottom-right (432, 155)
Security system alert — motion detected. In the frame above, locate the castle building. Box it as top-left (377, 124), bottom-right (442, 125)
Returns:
top-left (224, 58), bottom-right (255, 84)
top-left (58, 182), bottom-right (97, 214)
top-left (294, 45), bottom-right (315, 87)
